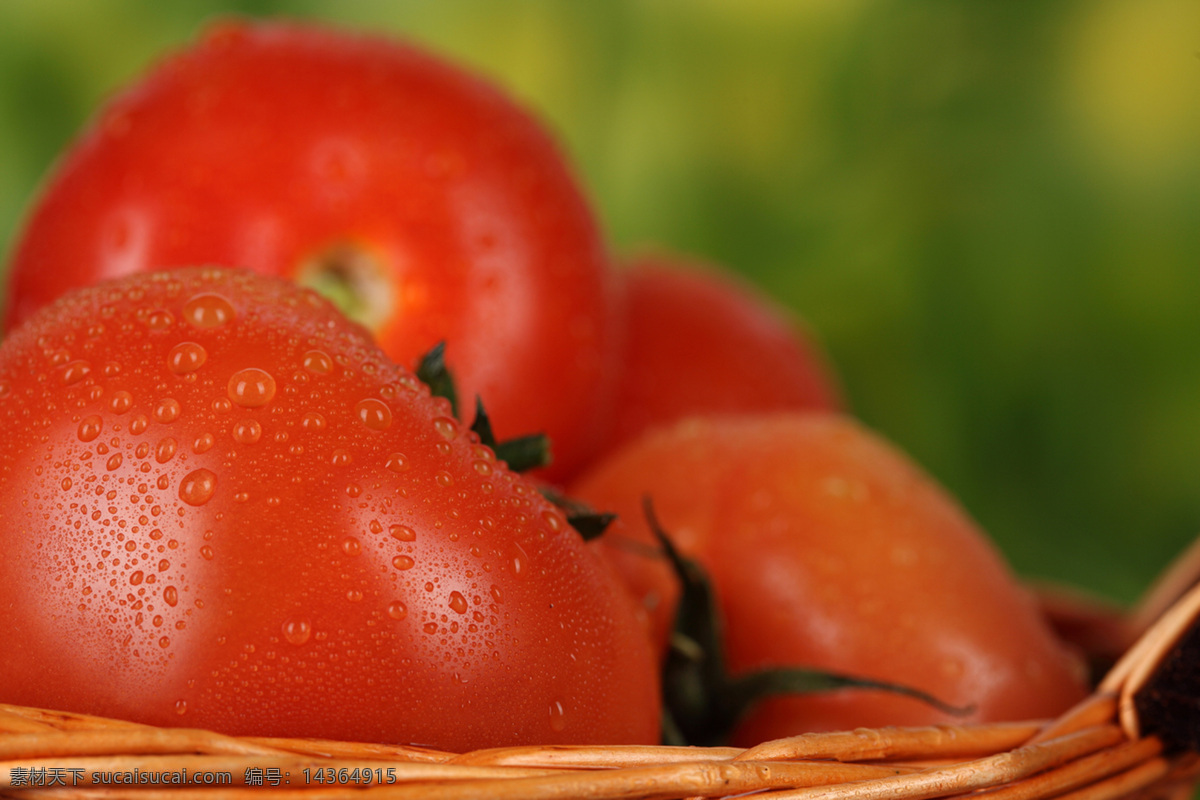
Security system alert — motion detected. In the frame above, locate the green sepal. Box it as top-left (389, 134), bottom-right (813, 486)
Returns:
top-left (539, 486), bottom-right (617, 542)
top-left (415, 341), bottom-right (458, 418)
top-left (469, 397), bottom-right (551, 473)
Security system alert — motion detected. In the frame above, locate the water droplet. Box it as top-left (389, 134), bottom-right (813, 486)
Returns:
top-left (130, 571), bottom-right (144, 586)
top-left (108, 390), bottom-right (134, 414)
top-left (232, 419), bottom-right (262, 444)
top-left (422, 622), bottom-right (438, 635)
top-left (146, 310), bottom-right (175, 330)
top-left (179, 468), bottom-right (218, 506)
top-left (387, 601), bottom-right (407, 620)
top-left (490, 585), bottom-right (503, 604)
top-left (510, 543), bottom-right (529, 579)
top-left (200, 546), bottom-right (214, 560)
top-left (474, 460), bottom-right (493, 476)
top-left (163, 585), bottom-right (178, 607)
top-left (432, 417), bottom-right (458, 441)
top-left (228, 368), bottom-right (276, 408)
top-left (193, 433), bottom-right (215, 453)
top-left (282, 618), bottom-right (312, 645)
top-left (154, 398), bottom-right (181, 423)
top-left (341, 537), bottom-right (361, 556)
top-left (389, 525), bottom-right (416, 542)
top-left (331, 449), bottom-right (352, 466)
top-left (78, 415), bottom-right (103, 442)
top-left (449, 591), bottom-right (468, 614)
top-left (302, 350), bottom-right (333, 375)
top-left (168, 342), bottom-right (208, 374)
top-left (183, 293), bottom-right (236, 328)
top-left (392, 555), bottom-right (415, 571)
top-left (385, 453), bottom-right (408, 472)
top-left (174, 700), bottom-right (188, 716)
top-left (301, 412), bottom-right (326, 431)
top-left (130, 415), bottom-right (149, 435)
top-left (155, 438), bottom-right (178, 463)
top-left (345, 589), bottom-right (363, 603)
top-left (61, 477), bottom-right (73, 491)
top-left (541, 510), bottom-right (565, 534)
top-left (355, 398), bottom-right (393, 431)
top-left (105, 453), bottom-right (124, 471)
top-left (435, 471), bottom-right (453, 488)
top-left (159, 636), bottom-right (171, 649)
top-left (61, 360), bottom-right (91, 385)
top-left (549, 700), bottom-right (567, 733)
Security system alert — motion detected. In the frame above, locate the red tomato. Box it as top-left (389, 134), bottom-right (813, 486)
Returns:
top-left (4, 20), bottom-right (618, 481)
top-left (571, 414), bottom-right (1088, 746)
top-left (0, 267), bottom-right (658, 751)
top-left (606, 253), bottom-right (840, 455)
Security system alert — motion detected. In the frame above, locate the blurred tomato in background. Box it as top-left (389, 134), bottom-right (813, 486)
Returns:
top-left (2, 0), bottom-right (1200, 604)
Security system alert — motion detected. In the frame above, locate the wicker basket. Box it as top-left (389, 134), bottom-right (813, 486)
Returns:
top-left (2, 578), bottom-right (1198, 800)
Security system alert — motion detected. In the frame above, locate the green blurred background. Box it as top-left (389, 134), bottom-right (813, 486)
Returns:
top-left (2, 0), bottom-right (1199, 605)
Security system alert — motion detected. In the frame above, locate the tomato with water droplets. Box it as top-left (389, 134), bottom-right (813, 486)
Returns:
top-left (571, 413), bottom-right (1089, 746)
top-left (0, 267), bottom-right (657, 751)
top-left (3, 19), bottom-right (619, 481)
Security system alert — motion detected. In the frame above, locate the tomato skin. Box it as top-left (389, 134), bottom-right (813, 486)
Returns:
top-left (606, 254), bottom-right (840, 455)
top-left (4, 20), bottom-right (617, 481)
top-left (571, 414), bottom-right (1088, 745)
top-left (0, 267), bottom-right (657, 751)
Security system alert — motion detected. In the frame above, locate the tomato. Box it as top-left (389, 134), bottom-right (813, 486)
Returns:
top-left (605, 253), bottom-right (840, 456)
top-left (3, 19), bottom-right (618, 481)
top-left (0, 267), bottom-right (658, 751)
top-left (570, 413), bottom-right (1088, 746)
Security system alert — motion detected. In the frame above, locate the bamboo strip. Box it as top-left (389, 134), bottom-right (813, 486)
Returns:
top-left (736, 721), bottom-right (1042, 763)
top-left (747, 724), bottom-right (1126, 800)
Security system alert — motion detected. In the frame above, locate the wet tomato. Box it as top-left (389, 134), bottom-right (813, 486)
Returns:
top-left (0, 267), bottom-right (658, 751)
top-left (4, 19), bottom-right (618, 480)
top-left (604, 253), bottom-right (840, 456)
top-left (571, 413), bottom-right (1088, 746)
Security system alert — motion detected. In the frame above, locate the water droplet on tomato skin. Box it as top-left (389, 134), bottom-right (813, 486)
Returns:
top-left (154, 398), bottom-right (181, 423)
top-left (392, 555), bottom-right (415, 571)
top-left (302, 350), bottom-right (333, 375)
top-left (355, 398), bottom-right (392, 431)
top-left (549, 700), bottom-right (567, 733)
top-left (433, 417), bottom-right (458, 441)
top-left (390, 525), bottom-right (416, 542)
top-left (109, 390), bottom-right (134, 414)
top-left (168, 342), bottom-right (208, 374)
top-left (341, 537), bottom-right (361, 557)
top-left (155, 438), bottom-right (178, 463)
top-left (510, 543), bottom-right (530, 579)
top-left (228, 368), bottom-right (276, 408)
top-left (385, 452), bottom-right (408, 472)
top-left (282, 618), bottom-right (312, 645)
top-left (183, 293), bottom-right (236, 329)
top-left (300, 412), bottom-right (326, 431)
top-left (179, 468), bottom-right (218, 506)
top-left (387, 602), bottom-right (407, 620)
top-left (231, 419), bottom-right (262, 444)
top-left (61, 360), bottom-right (91, 385)
top-left (448, 592), bottom-right (468, 614)
top-left (78, 415), bottom-right (103, 442)
top-left (163, 586), bottom-right (179, 607)
top-left (174, 700), bottom-right (188, 716)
